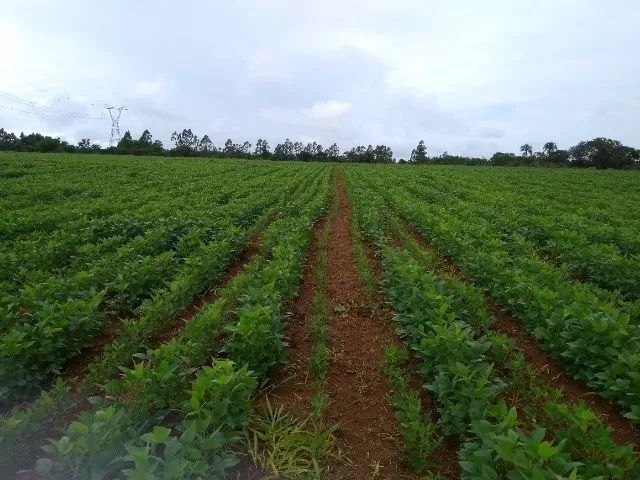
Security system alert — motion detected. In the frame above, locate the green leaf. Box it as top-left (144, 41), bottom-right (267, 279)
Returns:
top-left (536, 441), bottom-right (559, 459)
top-left (140, 425), bottom-right (171, 444)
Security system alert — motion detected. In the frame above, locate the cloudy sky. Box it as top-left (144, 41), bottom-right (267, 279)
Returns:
top-left (1, 1), bottom-right (639, 158)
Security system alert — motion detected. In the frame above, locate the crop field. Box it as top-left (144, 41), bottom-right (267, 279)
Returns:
top-left (1, 153), bottom-right (639, 479)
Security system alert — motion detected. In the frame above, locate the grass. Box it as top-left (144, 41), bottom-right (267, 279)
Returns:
top-left (246, 399), bottom-right (336, 479)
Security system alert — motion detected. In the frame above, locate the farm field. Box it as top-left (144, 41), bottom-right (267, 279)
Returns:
top-left (1, 153), bottom-right (639, 479)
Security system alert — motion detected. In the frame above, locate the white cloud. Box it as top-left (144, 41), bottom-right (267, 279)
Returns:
top-left (129, 78), bottom-right (167, 100)
top-left (304, 100), bottom-right (351, 121)
top-left (1, 0), bottom-right (639, 158)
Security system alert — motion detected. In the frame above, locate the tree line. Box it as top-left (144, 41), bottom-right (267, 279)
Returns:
top-left (1, 127), bottom-right (638, 169)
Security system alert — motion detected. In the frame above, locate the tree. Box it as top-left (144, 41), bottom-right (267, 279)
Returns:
top-left (549, 149), bottom-right (570, 165)
top-left (171, 129), bottom-right (198, 149)
top-left (0, 128), bottom-right (18, 150)
top-left (198, 135), bottom-right (214, 153)
top-left (273, 138), bottom-right (295, 160)
top-left (125, 129), bottom-right (162, 155)
top-left (490, 152), bottom-right (518, 166)
top-left (3, 130), bottom-right (64, 152)
top-left (240, 141), bottom-right (252, 155)
top-left (223, 138), bottom-right (247, 157)
top-left (325, 143), bottom-right (340, 160)
top-left (543, 141), bottom-right (557, 156)
top-left (363, 145), bottom-right (375, 163)
top-left (77, 138), bottom-right (92, 151)
top-left (373, 145), bottom-right (393, 163)
top-left (410, 140), bottom-right (428, 163)
top-left (138, 129), bottom-right (153, 145)
top-left (152, 140), bottom-right (164, 153)
top-left (223, 139), bottom-right (234, 155)
top-left (121, 131), bottom-right (133, 143)
top-left (300, 142), bottom-right (323, 161)
top-left (115, 131), bottom-right (134, 154)
top-left (171, 129), bottom-right (199, 156)
top-left (345, 145), bottom-right (366, 163)
top-left (254, 139), bottom-right (270, 158)
top-left (520, 144), bottom-right (533, 157)
top-left (569, 138), bottom-right (639, 169)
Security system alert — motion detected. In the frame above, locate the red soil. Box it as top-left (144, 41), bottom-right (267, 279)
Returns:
top-left (321, 174), bottom-right (417, 480)
top-left (402, 221), bottom-right (640, 451)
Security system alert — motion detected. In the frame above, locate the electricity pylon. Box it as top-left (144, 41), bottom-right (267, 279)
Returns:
top-left (105, 105), bottom-right (127, 147)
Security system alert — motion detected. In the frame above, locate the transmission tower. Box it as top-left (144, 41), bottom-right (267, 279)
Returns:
top-left (105, 105), bottom-right (127, 147)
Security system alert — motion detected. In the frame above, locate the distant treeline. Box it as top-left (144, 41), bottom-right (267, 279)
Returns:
top-left (1, 127), bottom-right (639, 169)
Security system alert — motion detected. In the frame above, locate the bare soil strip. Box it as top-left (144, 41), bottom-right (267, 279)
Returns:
top-left (321, 174), bottom-right (416, 480)
top-left (401, 221), bottom-right (640, 450)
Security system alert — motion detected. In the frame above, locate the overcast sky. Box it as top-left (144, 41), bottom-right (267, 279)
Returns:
top-left (1, 1), bottom-right (639, 158)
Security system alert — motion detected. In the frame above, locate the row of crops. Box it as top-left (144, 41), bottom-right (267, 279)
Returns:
top-left (343, 165), bottom-right (640, 478)
top-left (0, 153), bottom-right (330, 477)
top-left (1, 153), bottom-right (639, 478)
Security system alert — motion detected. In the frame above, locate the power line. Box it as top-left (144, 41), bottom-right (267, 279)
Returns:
top-left (0, 90), bottom-right (105, 118)
top-left (0, 90), bottom-right (132, 146)
top-left (0, 102), bottom-right (55, 118)
top-left (0, 90), bottom-right (106, 120)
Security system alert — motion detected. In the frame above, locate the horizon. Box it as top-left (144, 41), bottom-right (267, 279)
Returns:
top-left (1, 1), bottom-right (639, 158)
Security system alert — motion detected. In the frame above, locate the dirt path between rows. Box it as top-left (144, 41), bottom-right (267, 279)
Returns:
top-left (322, 173), bottom-right (416, 480)
top-left (401, 221), bottom-right (640, 451)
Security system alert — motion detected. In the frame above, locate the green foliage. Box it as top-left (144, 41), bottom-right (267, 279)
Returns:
top-left (186, 360), bottom-right (256, 433)
top-left (37, 361), bottom-right (253, 479)
top-left (570, 138), bottom-right (639, 169)
top-left (460, 402), bottom-right (581, 479)
top-left (307, 186), bottom-right (334, 387)
top-left (353, 163), bottom-right (640, 420)
top-left (342, 165), bottom-right (639, 478)
top-left (120, 425), bottom-right (235, 480)
top-left (0, 380), bottom-right (73, 473)
top-left (0, 157), bottom-right (323, 406)
top-left (381, 249), bottom-right (506, 434)
top-left (383, 345), bottom-right (442, 473)
top-left (0, 156), bottom-right (331, 477)
top-left (541, 402), bottom-right (639, 478)
top-left (350, 211), bottom-right (378, 297)
top-left (18, 161), bottom-right (331, 479)
top-left (106, 340), bottom-right (194, 416)
top-left (39, 406), bottom-right (139, 479)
